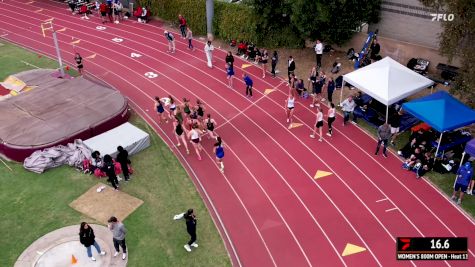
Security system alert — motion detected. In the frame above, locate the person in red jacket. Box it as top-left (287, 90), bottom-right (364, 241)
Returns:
top-left (178, 14), bottom-right (187, 39)
top-left (99, 2), bottom-right (107, 23)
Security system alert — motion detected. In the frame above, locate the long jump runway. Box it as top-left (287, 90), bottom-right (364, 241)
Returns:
top-left (1, 1), bottom-right (474, 266)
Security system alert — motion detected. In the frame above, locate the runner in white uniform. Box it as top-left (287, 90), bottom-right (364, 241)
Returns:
top-left (310, 106), bottom-right (324, 141)
top-left (327, 103), bottom-right (336, 137)
top-left (285, 93), bottom-right (296, 128)
top-left (187, 124), bottom-right (203, 160)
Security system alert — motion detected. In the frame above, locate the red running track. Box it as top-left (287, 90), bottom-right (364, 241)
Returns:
top-left (1, 1), bottom-right (475, 266)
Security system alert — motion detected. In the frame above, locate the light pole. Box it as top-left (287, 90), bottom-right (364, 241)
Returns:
top-left (206, 0), bottom-right (214, 41)
top-left (41, 20), bottom-right (65, 78)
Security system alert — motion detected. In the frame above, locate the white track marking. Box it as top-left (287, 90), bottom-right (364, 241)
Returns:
top-left (385, 208), bottom-right (399, 212)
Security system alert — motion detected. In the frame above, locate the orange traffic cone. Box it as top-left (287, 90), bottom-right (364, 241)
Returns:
top-left (65, 66), bottom-right (70, 71)
top-left (71, 254), bottom-right (78, 264)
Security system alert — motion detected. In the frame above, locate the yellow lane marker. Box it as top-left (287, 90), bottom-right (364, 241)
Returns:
top-left (342, 243), bottom-right (366, 256)
top-left (314, 170), bottom-right (333, 179)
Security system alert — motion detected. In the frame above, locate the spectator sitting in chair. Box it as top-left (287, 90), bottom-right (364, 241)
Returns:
top-left (414, 152), bottom-right (434, 178)
top-left (452, 162), bottom-right (473, 205)
top-left (341, 95), bottom-right (357, 125)
top-left (139, 6), bottom-right (148, 23)
top-left (295, 79), bottom-right (306, 97)
top-left (237, 41), bottom-right (247, 56)
top-left (354, 91), bottom-right (365, 107)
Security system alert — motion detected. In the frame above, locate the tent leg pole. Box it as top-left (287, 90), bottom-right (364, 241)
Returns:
top-left (435, 132), bottom-right (443, 158)
top-left (340, 80), bottom-right (345, 106)
top-left (385, 105), bottom-right (389, 123)
top-left (454, 152), bottom-right (466, 187)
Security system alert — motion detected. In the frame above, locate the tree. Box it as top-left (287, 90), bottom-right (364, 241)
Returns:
top-left (290, 0), bottom-right (381, 45)
top-left (420, 0), bottom-right (475, 107)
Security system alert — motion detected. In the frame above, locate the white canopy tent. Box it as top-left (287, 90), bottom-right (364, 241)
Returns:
top-left (340, 57), bottom-right (434, 122)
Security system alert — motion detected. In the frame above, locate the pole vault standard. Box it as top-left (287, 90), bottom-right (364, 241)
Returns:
top-left (40, 19), bottom-right (65, 78)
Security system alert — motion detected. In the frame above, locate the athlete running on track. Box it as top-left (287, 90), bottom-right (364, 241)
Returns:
top-left (154, 96), bottom-right (167, 124)
top-left (187, 123), bottom-right (204, 160)
top-left (214, 136), bottom-right (225, 173)
top-left (285, 93), bottom-right (296, 128)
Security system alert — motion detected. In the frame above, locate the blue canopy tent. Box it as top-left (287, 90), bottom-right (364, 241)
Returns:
top-left (402, 91), bottom-right (475, 157)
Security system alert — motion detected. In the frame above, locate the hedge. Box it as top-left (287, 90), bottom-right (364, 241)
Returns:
top-left (136, 0), bottom-right (302, 48)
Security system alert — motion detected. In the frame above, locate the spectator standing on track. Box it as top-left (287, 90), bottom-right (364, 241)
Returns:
top-left (243, 73), bottom-right (253, 98)
top-left (74, 53), bottom-right (83, 76)
top-left (340, 95), bottom-right (357, 125)
top-left (214, 136), bottom-right (225, 173)
top-left (186, 27), bottom-right (194, 50)
top-left (116, 146), bottom-right (130, 182)
top-left (226, 63), bottom-right (234, 88)
top-left (108, 216), bottom-right (127, 260)
top-left (164, 31), bottom-right (176, 53)
top-left (204, 40), bottom-right (215, 68)
top-left (102, 154), bottom-right (119, 191)
top-left (99, 1), bottom-right (107, 23)
top-left (154, 96), bottom-right (167, 124)
top-left (261, 50), bottom-right (269, 78)
top-left (287, 56), bottom-right (296, 83)
top-left (452, 162), bottom-right (473, 205)
top-left (271, 51), bottom-right (278, 78)
top-left (375, 123), bottom-right (391, 158)
top-left (389, 109), bottom-right (402, 145)
top-left (79, 222), bottom-right (106, 262)
top-left (308, 66), bottom-right (317, 95)
top-left (327, 77), bottom-right (335, 103)
top-left (310, 106), bottom-right (324, 141)
top-left (314, 40), bottom-right (323, 68)
top-left (113, 0), bottom-right (123, 23)
top-left (178, 14), bottom-right (187, 39)
top-left (225, 51), bottom-right (234, 69)
top-left (327, 103), bottom-right (336, 137)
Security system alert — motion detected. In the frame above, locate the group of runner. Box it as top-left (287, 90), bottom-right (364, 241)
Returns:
top-left (154, 96), bottom-right (225, 173)
top-left (285, 67), bottom-right (337, 141)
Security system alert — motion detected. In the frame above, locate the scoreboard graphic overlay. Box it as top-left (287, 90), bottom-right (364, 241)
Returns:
top-left (397, 237), bottom-right (468, 260)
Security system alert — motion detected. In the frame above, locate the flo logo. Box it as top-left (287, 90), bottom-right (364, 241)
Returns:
top-left (430, 13), bottom-right (454, 21)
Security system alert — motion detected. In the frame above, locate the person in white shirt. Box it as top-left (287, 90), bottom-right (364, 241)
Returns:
top-left (285, 93), bottom-right (296, 128)
top-left (204, 40), bottom-right (214, 68)
top-left (315, 39), bottom-right (323, 68)
top-left (340, 95), bottom-right (357, 125)
top-left (327, 103), bottom-right (336, 136)
top-left (164, 31), bottom-right (176, 53)
top-left (310, 106), bottom-right (324, 141)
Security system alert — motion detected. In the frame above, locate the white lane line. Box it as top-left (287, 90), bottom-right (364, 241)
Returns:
top-left (385, 208), bottom-right (399, 213)
top-left (376, 198), bottom-right (388, 203)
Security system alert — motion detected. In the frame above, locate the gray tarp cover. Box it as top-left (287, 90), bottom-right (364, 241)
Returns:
top-left (83, 122), bottom-right (150, 159)
top-left (23, 139), bottom-right (92, 173)
top-left (0, 69), bottom-right (127, 148)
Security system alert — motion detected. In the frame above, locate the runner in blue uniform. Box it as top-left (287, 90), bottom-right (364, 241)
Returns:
top-left (154, 96), bottom-right (167, 124)
top-left (214, 136), bottom-right (225, 173)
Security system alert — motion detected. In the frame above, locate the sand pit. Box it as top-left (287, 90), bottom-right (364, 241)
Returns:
top-left (69, 183), bottom-right (144, 224)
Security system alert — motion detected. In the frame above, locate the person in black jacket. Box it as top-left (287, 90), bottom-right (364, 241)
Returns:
top-left (102, 154), bottom-right (119, 190)
top-left (225, 51), bottom-right (234, 69)
top-left (116, 146), bottom-right (130, 181)
top-left (271, 51), bottom-right (278, 78)
top-left (183, 209), bottom-right (198, 252)
top-left (288, 56), bottom-right (296, 83)
top-left (79, 222), bottom-right (106, 261)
